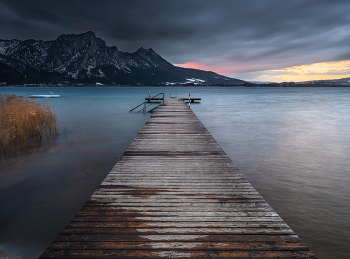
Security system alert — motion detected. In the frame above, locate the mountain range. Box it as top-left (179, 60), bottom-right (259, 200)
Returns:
top-left (0, 31), bottom-right (245, 85)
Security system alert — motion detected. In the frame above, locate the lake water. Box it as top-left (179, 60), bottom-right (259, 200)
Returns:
top-left (0, 87), bottom-right (349, 259)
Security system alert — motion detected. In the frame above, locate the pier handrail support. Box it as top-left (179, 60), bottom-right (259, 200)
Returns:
top-left (129, 92), bottom-right (164, 113)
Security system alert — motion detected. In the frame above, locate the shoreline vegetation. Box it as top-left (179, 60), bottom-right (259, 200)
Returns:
top-left (0, 94), bottom-right (58, 157)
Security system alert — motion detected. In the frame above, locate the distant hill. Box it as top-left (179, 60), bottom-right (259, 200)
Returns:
top-left (0, 31), bottom-right (245, 85)
top-left (303, 77), bottom-right (350, 86)
top-left (250, 78), bottom-right (350, 87)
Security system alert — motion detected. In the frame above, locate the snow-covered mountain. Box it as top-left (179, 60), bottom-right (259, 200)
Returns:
top-left (0, 31), bottom-right (245, 85)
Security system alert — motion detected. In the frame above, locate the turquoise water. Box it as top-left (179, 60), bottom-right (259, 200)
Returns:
top-left (0, 87), bottom-right (349, 259)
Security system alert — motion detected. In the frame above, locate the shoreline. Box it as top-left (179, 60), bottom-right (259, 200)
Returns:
top-left (1, 84), bottom-right (350, 88)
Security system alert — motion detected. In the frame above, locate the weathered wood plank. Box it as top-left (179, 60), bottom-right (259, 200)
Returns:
top-left (72, 211), bottom-right (279, 217)
top-left (54, 234), bottom-right (305, 243)
top-left (60, 228), bottom-right (294, 236)
top-left (63, 216), bottom-right (284, 222)
top-left (40, 250), bottom-right (316, 259)
top-left (39, 98), bottom-right (316, 258)
top-left (79, 205), bottom-right (275, 212)
top-left (62, 221), bottom-right (290, 229)
top-left (47, 241), bottom-right (307, 251)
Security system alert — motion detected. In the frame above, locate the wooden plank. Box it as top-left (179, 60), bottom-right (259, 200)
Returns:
top-left (39, 98), bottom-right (317, 258)
top-left (60, 227), bottom-right (293, 235)
top-left (53, 234), bottom-right (303, 243)
top-left (145, 97), bottom-right (201, 104)
top-left (40, 250), bottom-right (316, 259)
top-left (47, 241), bottom-right (308, 251)
top-left (63, 221), bottom-right (290, 228)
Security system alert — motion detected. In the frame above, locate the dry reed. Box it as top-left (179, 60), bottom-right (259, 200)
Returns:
top-left (0, 94), bottom-right (58, 156)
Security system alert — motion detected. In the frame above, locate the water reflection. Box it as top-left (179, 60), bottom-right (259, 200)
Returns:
top-left (0, 87), bottom-right (350, 259)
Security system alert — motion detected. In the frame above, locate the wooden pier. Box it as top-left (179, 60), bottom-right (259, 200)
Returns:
top-left (40, 98), bottom-right (316, 258)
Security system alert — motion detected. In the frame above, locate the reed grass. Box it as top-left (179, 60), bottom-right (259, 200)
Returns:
top-left (0, 94), bottom-right (58, 156)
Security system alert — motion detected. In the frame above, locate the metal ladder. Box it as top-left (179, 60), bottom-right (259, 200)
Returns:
top-left (129, 93), bottom-right (164, 113)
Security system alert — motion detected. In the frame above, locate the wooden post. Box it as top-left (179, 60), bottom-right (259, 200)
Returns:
top-left (189, 93), bottom-right (191, 109)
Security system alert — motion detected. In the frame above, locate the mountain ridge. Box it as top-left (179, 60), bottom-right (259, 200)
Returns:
top-left (0, 31), bottom-right (245, 85)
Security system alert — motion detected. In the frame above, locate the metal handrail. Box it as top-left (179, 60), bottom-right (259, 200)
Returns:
top-left (146, 92), bottom-right (164, 104)
top-left (129, 93), bottom-right (164, 113)
top-left (136, 103), bottom-right (155, 113)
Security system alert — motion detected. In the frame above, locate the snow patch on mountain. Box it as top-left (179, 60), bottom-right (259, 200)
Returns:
top-left (97, 69), bottom-right (105, 77)
top-left (186, 78), bottom-right (206, 83)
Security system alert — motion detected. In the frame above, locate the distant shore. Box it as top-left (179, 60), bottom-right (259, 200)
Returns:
top-left (1, 83), bottom-right (350, 88)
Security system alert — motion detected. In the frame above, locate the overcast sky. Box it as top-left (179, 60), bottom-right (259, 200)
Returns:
top-left (1, 0), bottom-right (350, 82)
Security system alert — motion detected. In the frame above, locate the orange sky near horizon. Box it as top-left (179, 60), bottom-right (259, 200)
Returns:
top-left (176, 60), bottom-right (350, 82)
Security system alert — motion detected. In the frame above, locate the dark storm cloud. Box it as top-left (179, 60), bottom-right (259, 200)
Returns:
top-left (1, 0), bottom-right (350, 74)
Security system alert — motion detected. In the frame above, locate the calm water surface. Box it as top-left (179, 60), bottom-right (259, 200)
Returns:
top-left (0, 87), bottom-right (349, 259)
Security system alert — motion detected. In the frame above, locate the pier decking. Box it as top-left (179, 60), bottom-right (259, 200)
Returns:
top-left (40, 98), bottom-right (316, 258)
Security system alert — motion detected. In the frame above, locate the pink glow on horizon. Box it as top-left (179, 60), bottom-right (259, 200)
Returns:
top-left (177, 60), bottom-right (350, 82)
top-left (176, 62), bottom-right (207, 70)
top-left (175, 62), bottom-right (236, 75)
